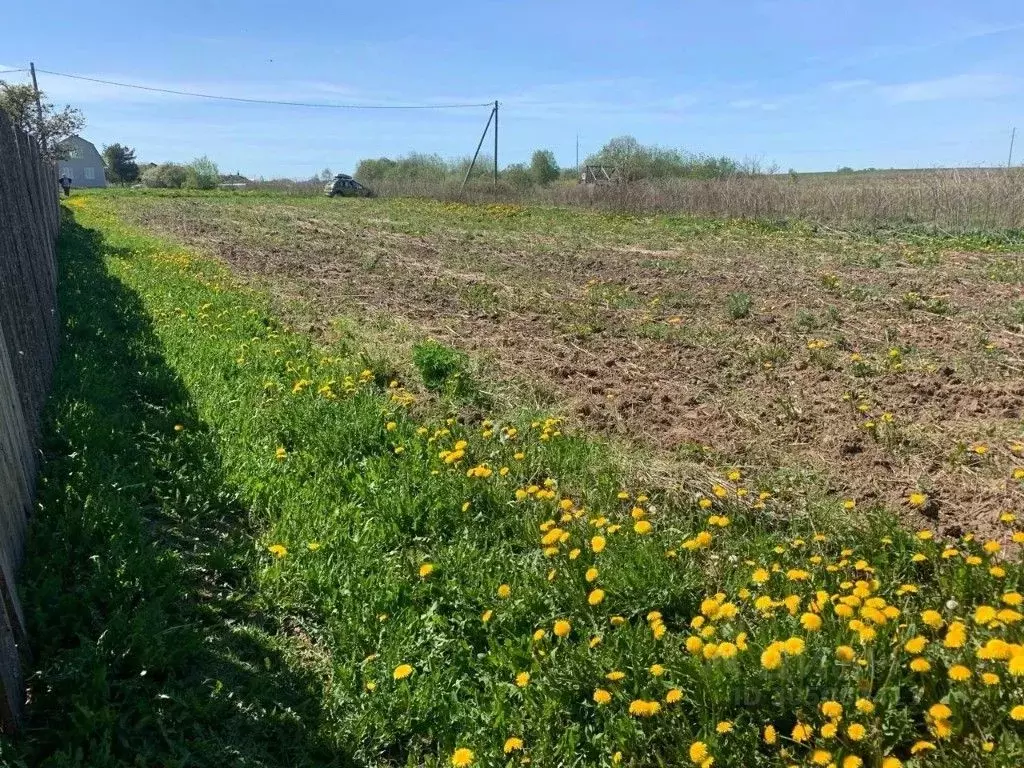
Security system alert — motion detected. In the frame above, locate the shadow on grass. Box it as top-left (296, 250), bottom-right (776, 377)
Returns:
top-left (3, 210), bottom-right (346, 767)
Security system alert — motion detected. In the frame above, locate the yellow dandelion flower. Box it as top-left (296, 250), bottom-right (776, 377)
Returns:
top-left (761, 646), bottom-right (783, 670)
top-left (606, 670), bottom-right (625, 682)
top-left (810, 749), bottom-right (832, 765)
top-left (418, 562), bottom-right (434, 578)
top-left (904, 636), bottom-right (928, 654)
top-left (921, 609), bottom-right (944, 628)
top-left (451, 747), bottom-right (474, 766)
top-left (783, 637), bottom-right (806, 656)
top-left (881, 759), bottom-right (902, 768)
top-left (910, 657), bottom-right (931, 672)
top-left (393, 664), bottom-right (413, 680)
top-left (497, 584), bottom-right (511, 599)
top-left (791, 722), bottom-right (813, 742)
top-left (847, 723), bottom-right (866, 741)
top-left (514, 671), bottom-right (530, 687)
top-left (855, 698), bottom-right (874, 714)
top-left (553, 620), bottom-right (571, 638)
top-left (593, 687), bottom-right (612, 705)
top-left (944, 621), bottom-right (967, 649)
top-left (629, 699), bottom-right (661, 717)
top-left (835, 645), bottom-right (856, 662)
top-left (688, 742), bottom-right (709, 764)
top-left (268, 544), bottom-right (288, 558)
top-left (910, 742), bottom-right (935, 755)
top-left (801, 613), bottom-right (823, 631)
top-left (821, 701), bottom-right (843, 720)
top-left (948, 664), bottom-right (972, 681)
top-left (715, 720), bottom-right (733, 734)
top-left (503, 737), bottom-right (523, 754)
top-left (665, 688), bottom-right (683, 704)
top-left (588, 589), bottom-right (606, 606)
top-left (591, 535), bottom-right (606, 553)
top-left (843, 756), bottom-right (863, 768)
top-left (909, 493), bottom-right (928, 507)
top-left (1011, 705), bottom-right (1024, 721)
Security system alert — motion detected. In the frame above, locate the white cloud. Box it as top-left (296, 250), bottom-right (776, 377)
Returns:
top-left (876, 73), bottom-right (1019, 103)
top-left (826, 79), bottom-right (873, 92)
top-left (729, 98), bottom-right (780, 111)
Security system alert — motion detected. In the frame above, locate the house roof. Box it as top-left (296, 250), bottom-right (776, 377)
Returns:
top-left (56, 134), bottom-right (99, 150)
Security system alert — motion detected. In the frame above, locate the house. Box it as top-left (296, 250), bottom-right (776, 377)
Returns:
top-left (55, 135), bottom-right (107, 188)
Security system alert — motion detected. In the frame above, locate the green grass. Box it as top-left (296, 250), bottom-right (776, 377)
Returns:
top-left (6, 196), bottom-right (1024, 767)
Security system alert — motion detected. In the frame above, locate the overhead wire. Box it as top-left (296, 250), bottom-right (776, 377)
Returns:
top-left (33, 68), bottom-right (492, 110)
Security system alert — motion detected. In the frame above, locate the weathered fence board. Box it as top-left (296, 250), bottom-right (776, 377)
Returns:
top-left (0, 109), bottom-right (60, 731)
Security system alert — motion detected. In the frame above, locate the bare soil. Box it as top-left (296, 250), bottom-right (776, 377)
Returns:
top-left (110, 196), bottom-right (1024, 539)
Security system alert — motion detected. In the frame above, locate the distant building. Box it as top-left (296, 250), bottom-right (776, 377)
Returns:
top-left (578, 164), bottom-right (621, 185)
top-left (218, 172), bottom-right (251, 189)
top-left (55, 135), bottom-right (107, 188)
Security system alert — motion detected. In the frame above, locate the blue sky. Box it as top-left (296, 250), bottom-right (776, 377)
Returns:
top-left (3, 0), bottom-right (1023, 177)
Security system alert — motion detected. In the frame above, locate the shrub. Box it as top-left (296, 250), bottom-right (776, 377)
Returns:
top-left (141, 162), bottom-right (188, 189)
top-left (183, 156), bottom-right (219, 190)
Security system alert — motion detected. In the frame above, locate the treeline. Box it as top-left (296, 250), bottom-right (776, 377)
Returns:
top-left (356, 152), bottom-right (508, 184)
top-left (354, 136), bottom-right (758, 188)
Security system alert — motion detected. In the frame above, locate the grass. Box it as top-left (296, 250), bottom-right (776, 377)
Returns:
top-left (6, 193), bottom-right (1024, 767)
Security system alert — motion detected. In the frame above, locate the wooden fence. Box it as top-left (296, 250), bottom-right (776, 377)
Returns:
top-left (0, 109), bottom-right (61, 730)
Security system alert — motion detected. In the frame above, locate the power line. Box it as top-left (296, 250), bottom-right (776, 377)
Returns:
top-left (33, 67), bottom-right (492, 110)
top-left (0, 68), bottom-right (27, 75)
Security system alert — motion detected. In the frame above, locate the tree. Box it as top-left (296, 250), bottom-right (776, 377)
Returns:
top-left (102, 143), bottom-right (140, 185)
top-left (318, 167), bottom-right (334, 182)
top-left (0, 80), bottom-right (84, 159)
top-left (183, 156), bottom-right (219, 190)
top-left (530, 150), bottom-right (560, 186)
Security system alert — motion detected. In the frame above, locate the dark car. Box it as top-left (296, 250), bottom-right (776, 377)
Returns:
top-left (324, 174), bottom-right (374, 197)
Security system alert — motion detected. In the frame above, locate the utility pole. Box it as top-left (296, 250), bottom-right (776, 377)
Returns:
top-left (1010, 127), bottom-right (1017, 168)
top-left (576, 134), bottom-right (579, 178)
top-left (461, 103), bottom-right (496, 193)
top-left (29, 62), bottom-right (46, 151)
